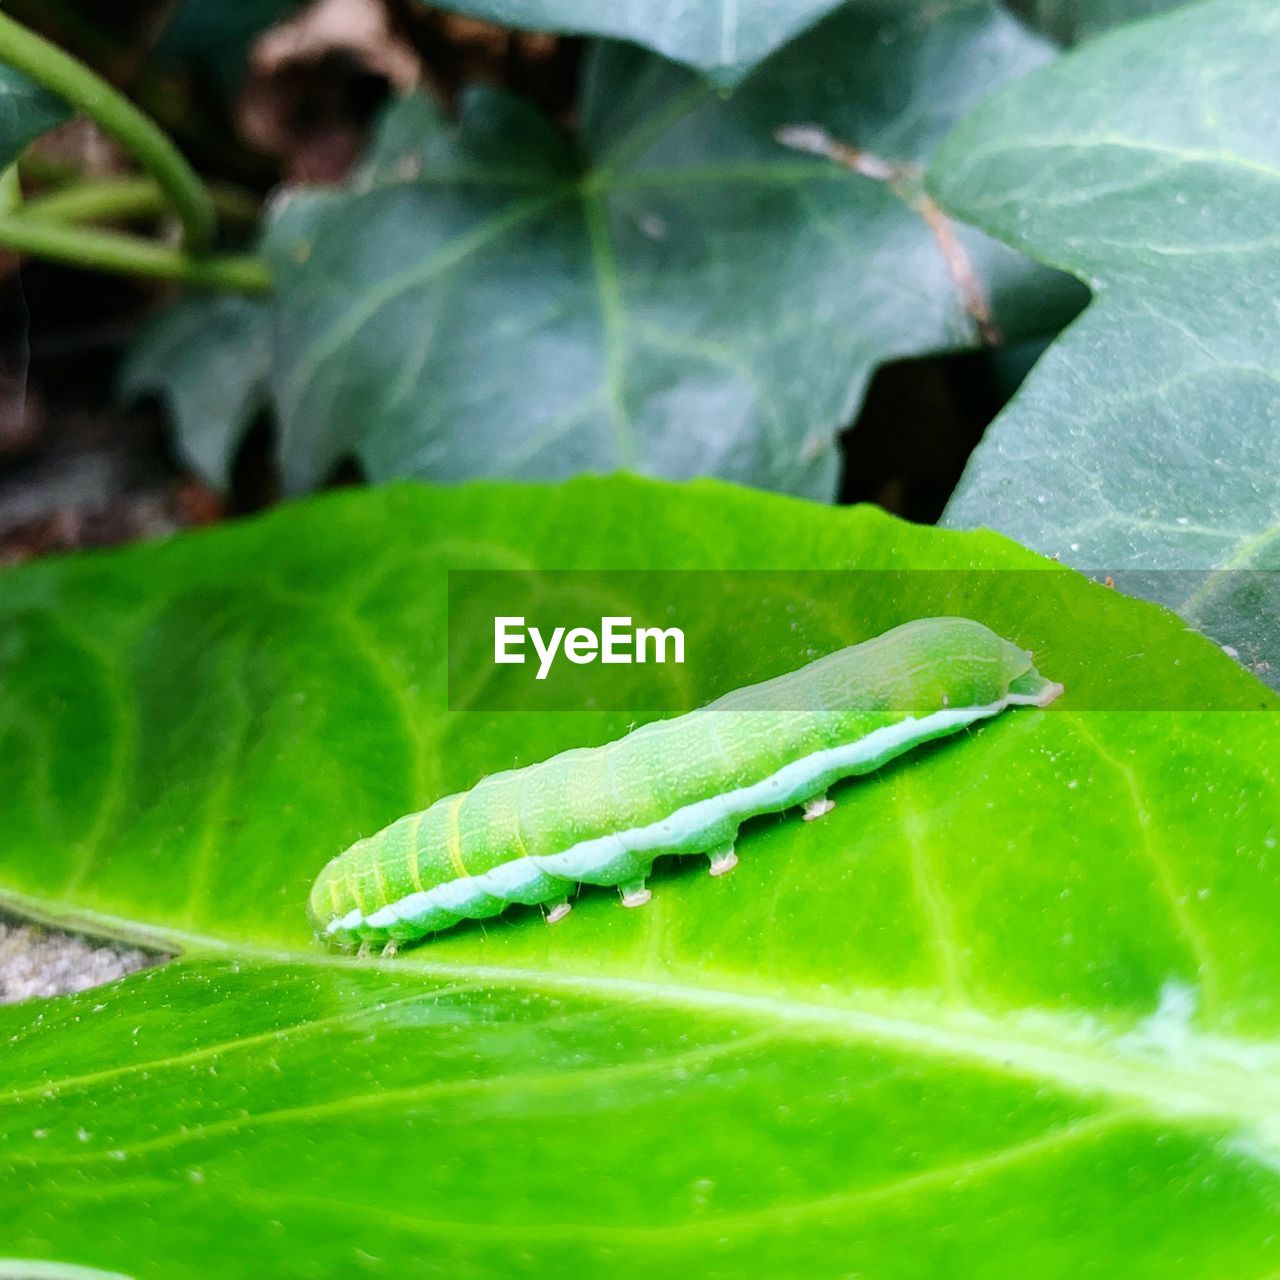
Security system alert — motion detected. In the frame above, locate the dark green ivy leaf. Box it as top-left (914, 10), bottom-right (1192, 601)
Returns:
top-left (258, 2), bottom-right (1077, 496)
top-left (933, 0), bottom-right (1280, 686)
top-left (0, 63), bottom-right (69, 169)
top-left (420, 0), bottom-right (844, 87)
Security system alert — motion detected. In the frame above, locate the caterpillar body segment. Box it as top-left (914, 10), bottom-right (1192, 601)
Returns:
top-left (309, 617), bottom-right (1061, 949)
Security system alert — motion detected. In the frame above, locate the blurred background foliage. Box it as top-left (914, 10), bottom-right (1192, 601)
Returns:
top-left (3, 0), bottom-right (1273, 689)
top-left (0, 0), bottom-right (1160, 559)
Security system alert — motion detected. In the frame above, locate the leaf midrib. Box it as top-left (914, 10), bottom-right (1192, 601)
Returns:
top-left (6, 883), bottom-right (1279, 1140)
top-left (947, 134), bottom-right (1280, 191)
top-left (380, 959), bottom-right (1280, 1133)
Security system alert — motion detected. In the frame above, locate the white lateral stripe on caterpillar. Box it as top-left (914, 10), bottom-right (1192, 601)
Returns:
top-left (328, 688), bottom-right (1053, 937)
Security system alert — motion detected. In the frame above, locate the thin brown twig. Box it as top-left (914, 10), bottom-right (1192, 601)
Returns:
top-left (914, 192), bottom-right (1001, 346)
top-left (774, 122), bottom-right (1002, 346)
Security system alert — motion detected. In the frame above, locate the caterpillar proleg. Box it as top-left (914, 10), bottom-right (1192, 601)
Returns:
top-left (309, 617), bottom-right (1061, 950)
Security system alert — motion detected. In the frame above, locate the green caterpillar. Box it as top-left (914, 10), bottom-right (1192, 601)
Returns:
top-left (309, 617), bottom-right (1061, 950)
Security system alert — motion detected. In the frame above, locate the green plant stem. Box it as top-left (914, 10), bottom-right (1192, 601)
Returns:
top-left (15, 150), bottom-right (80, 187)
top-left (0, 215), bottom-right (270, 292)
top-left (0, 9), bottom-right (216, 251)
top-left (0, 165), bottom-right (21, 215)
top-left (24, 176), bottom-right (262, 227)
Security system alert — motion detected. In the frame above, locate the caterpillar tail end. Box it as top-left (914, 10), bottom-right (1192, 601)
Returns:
top-left (1008, 668), bottom-right (1065, 709)
top-left (1035, 679), bottom-right (1065, 707)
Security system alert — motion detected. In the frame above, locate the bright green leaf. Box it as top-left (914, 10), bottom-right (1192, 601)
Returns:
top-left (256, 3), bottom-right (1079, 498)
top-left (1, 477), bottom-right (1277, 1277)
top-left (934, 0), bottom-right (1280, 686)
